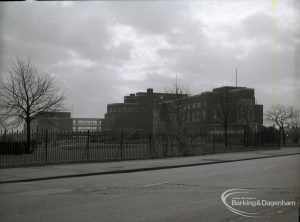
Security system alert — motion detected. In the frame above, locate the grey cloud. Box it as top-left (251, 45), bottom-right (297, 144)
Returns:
top-left (242, 12), bottom-right (275, 39)
top-left (0, 0), bottom-right (298, 119)
top-left (106, 1), bottom-right (188, 35)
top-left (241, 11), bottom-right (296, 50)
top-left (54, 63), bottom-right (125, 118)
top-left (0, 2), bottom-right (129, 68)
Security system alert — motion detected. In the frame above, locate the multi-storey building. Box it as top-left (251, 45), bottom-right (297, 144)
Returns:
top-left (103, 86), bottom-right (263, 135)
top-left (158, 86), bottom-right (263, 135)
top-left (28, 112), bottom-right (103, 132)
top-left (102, 88), bottom-right (188, 133)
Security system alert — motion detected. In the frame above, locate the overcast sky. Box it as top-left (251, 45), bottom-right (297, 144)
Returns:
top-left (0, 0), bottom-right (299, 118)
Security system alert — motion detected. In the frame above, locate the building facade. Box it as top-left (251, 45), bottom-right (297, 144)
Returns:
top-left (102, 88), bottom-right (188, 133)
top-left (158, 86), bottom-right (263, 135)
top-left (29, 113), bottom-right (103, 132)
top-left (103, 86), bottom-right (263, 135)
top-left (29, 112), bottom-right (73, 132)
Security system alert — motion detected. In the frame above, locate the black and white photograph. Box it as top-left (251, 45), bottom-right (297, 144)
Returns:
top-left (0, 0), bottom-right (299, 221)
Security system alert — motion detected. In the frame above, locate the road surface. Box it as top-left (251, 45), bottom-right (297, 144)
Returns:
top-left (0, 155), bottom-right (299, 222)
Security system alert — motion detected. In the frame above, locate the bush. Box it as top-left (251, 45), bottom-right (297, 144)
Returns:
top-left (0, 141), bottom-right (36, 155)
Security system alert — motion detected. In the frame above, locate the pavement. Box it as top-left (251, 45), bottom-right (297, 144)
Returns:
top-left (0, 147), bottom-right (300, 184)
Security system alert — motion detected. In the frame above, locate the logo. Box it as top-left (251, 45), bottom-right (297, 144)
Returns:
top-left (221, 189), bottom-right (260, 218)
top-left (221, 189), bottom-right (297, 218)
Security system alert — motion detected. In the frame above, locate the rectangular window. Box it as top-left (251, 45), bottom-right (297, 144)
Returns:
top-left (197, 112), bottom-right (201, 121)
top-left (213, 111), bottom-right (217, 120)
top-left (203, 110), bottom-right (207, 120)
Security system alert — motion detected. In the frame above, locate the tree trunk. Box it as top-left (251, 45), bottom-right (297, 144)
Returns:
top-left (281, 127), bottom-right (286, 145)
top-left (246, 124), bottom-right (250, 146)
top-left (26, 120), bottom-right (31, 153)
top-left (178, 122), bottom-right (181, 137)
top-left (244, 125), bottom-right (249, 146)
top-left (224, 126), bottom-right (228, 147)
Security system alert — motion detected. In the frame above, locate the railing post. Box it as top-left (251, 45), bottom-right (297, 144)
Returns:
top-left (261, 130), bottom-right (264, 147)
top-left (278, 130), bottom-right (281, 148)
top-left (229, 131), bottom-right (232, 152)
top-left (243, 129), bottom-right (246, 150)
top-left (120, 130), bottom-right (123, 159)
top-left (212, 133), bottom-right (215, 154)
top-left (86, 130), bottom-right (90, 160)
top-left (149, 132), bottom-right (152, 158)
top-left (45, 130), bottom-right (48, 163)
top-left (256, 131), bottom-right (258, 148)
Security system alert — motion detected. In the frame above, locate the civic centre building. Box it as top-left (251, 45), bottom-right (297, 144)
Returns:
top-left (102, 86), bottom-right (263, 135)
top-left (27, 86), bottom-right (263, 135)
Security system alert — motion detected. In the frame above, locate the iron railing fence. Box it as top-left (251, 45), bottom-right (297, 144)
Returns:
top-left (0, 129), bottom-right (280, 167)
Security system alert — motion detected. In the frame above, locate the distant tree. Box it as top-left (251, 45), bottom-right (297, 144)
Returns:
top-left (211, 91), bottom-right (235, 147)
top-left (160, 79), bottom-right (190, 155)
top-left (165, 79), bottom-right (190, 137)
top-left (0, 58), bottom-right (65, 151)
top-left (287, 107), bottom-right (300, 143)
top-left (266, 104), bottom-right (293, 145)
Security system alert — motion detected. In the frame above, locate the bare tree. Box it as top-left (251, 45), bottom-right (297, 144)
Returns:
top-left (211, 91), bottom-right (235, 147)
top-left (266, 104), bottom-right (293, 145)
top-left (158, 79), bottom-right (190, 155)
top-left (0, 58), bottom-right (65, 151)
top-left (165, 78), bottom-right (190, 137)
top-left (287, 107), bottom-right (300, 143)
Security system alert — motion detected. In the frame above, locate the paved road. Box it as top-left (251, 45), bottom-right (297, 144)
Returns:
top-left (0, 155), bottom-right (299, 222)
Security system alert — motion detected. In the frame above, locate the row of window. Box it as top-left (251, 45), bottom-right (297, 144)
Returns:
top-left (73, 120), bottom-right (102, 125)
top-left (181, 107), bottom-right (255, 123)
top-left (183, 101), bottom-right (207, 110)
top-left (108, 106), bottom-right (145, 113)
top-left (168, 111), bottom-right (207, 122)
top-left (237, 98), bottom-right (254, 106)
top-left (186, 111), bottom-right (207, 122)
top-left (73, 126), bottom-right (101, 131)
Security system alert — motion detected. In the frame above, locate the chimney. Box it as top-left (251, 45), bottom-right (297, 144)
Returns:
top-left (147, 88), bottom-right (153, 94)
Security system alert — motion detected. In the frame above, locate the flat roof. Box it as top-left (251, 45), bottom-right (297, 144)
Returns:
top-left (107, 103), bottom-right (139, 106)
top-left (72, 118), bottom-right (103, 120)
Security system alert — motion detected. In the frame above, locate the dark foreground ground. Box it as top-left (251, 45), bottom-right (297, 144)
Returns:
top-left (0, 154), bottom-right (299, 222)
